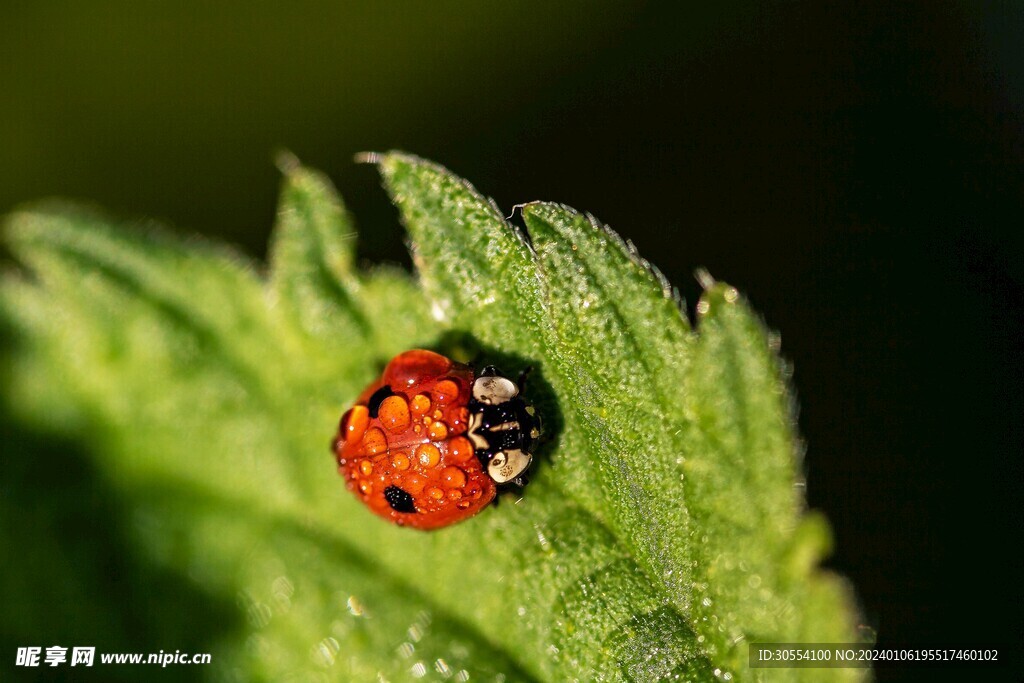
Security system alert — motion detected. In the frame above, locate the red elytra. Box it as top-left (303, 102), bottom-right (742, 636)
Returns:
top-left (333, 349), bottom-right (496, 530)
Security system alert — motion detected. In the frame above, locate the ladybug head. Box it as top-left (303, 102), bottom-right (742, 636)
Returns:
top-left (467, 367), bottom-right (540, 486)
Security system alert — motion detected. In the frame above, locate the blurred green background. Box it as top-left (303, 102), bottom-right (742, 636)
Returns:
top-left (2, 0), bottom-right (1022, 677)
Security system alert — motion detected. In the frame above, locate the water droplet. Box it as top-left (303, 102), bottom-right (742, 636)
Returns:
top-left (397, 642), bottom-right (415, 659)
top-left (273, 592), bottom-right (292, 613)
top-left (272, 576), bottom-right (294, 613)
top-left (362, 427), bottom-right (388, 455)
top-left (379, 395), bottom-right (411, 433)
top-left (534, 524), bottom-right (552, 552)
top-left (434, 658), bottom-right (451, 676)
top-left (406, 611), bottom-right (431, 643)
top-left (702, 597), bottom-right (713, 607)
top-left (411, 661), bottom-right (427, 678)
top-left (340, 405), bottom-right (370, 445)
top-left (415, 443), bottom-right (441, 468)
top-left (272, 576), bottom-right (294, 597)
top-left (247, 601), bottom-right (271, 629)
top-left (441, 466), bottom-right (467, 489)
top-left (347, 595), bottom-right (365, 616)
top-left (433, 380), bottom-right (460, 406)
top-left (315, 637), bottom-right (339, 667)
top-left (392, 452), bottom-right (411, 471)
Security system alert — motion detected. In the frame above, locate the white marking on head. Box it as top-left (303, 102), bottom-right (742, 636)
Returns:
top-left (466, 412), bottom-right (489, 449)
top-left (487, 449), bottom-right (532, 483)
top-left (472, 376), bottom-right (518, 405)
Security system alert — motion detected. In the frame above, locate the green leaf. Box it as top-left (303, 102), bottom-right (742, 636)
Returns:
top-left (269, 155), bottom-right (368, 341)
top-left (1, 153), bottom-right (865, 681)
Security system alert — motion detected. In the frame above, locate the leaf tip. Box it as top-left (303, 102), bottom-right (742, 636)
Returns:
top-left (694, 277), bottom-right (744, 322)
top-left (373, 153), bottom-right (507, 230)
top-left (274, 155), bottom-right (332, 200)
top-left (373, 150), bottom-right (438, 182)
top-left (372, 151), bottom-right (430, 195)
top-left (785, 510), bottom-right (835, 576)
top-left (2, 201), bottom-right (97, 252)
top-left (274, 148), bottom-right (302, 174)
top-left (373, 151), bottom-right (478, 192)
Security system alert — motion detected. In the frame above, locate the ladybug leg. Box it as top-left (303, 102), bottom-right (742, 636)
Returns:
top-left (516, 366), bottom-right (534, 391)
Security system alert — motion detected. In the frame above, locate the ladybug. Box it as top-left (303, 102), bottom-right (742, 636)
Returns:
top-left (333, 349), bottom-right (540, 530)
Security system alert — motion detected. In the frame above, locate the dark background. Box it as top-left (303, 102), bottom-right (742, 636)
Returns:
top-left (3, 1), bottom-right (1021, 678)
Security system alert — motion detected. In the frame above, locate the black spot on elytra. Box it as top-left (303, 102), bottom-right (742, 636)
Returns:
top-left (367, 385), bottom-right (394, 418)
top-left (384, 485), bottom-right (416, 513)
